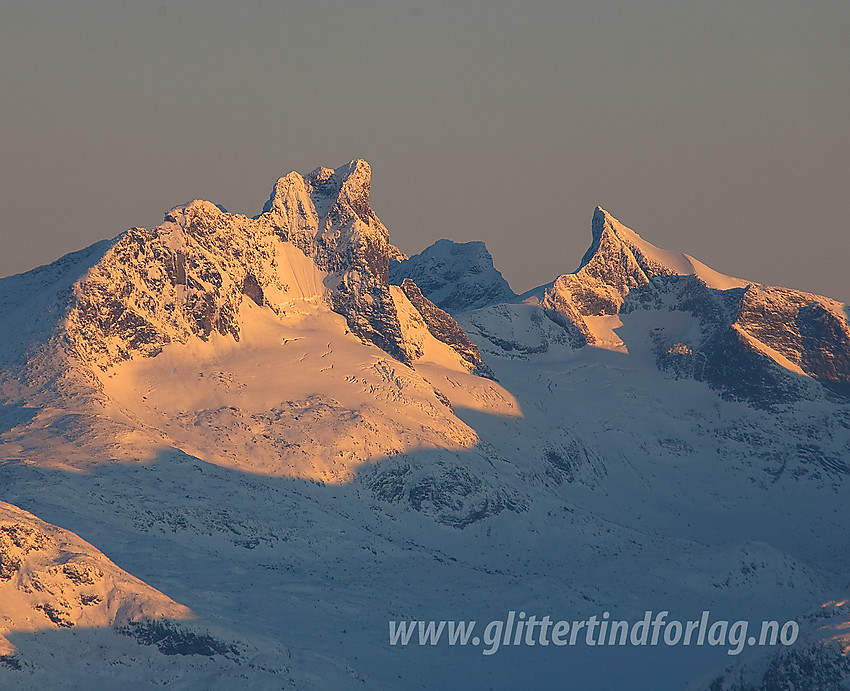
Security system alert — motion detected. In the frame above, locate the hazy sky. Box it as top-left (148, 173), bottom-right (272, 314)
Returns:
top-left (2, 1), bottom-right (848, 301)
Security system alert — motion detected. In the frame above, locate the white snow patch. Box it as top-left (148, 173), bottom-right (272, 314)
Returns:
top-left (584, 315), bottom-right (627, 352)
top-left (98, 297), bottom-right (480, 482)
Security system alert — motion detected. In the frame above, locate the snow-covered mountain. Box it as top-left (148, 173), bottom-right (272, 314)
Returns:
top-left (1, 161), bottom-right (849, 690)
top-left (457, 207), bottom-right (850, 404)
top-left (390, 238), bottom-right (517, 314)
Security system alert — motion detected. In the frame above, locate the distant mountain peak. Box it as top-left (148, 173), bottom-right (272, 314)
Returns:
top-left (581, 206), bottom-right (747, 291)
top-left (390, 239), bottom-right (517, 314)
top-left (304, 159), bottom-right (371, 211)
top-left (535, 207), bottom-right (850, 402)
top-left (306, 165), bottom-right (337, 185)
top-left (0, 160), bottom-right (490, 407)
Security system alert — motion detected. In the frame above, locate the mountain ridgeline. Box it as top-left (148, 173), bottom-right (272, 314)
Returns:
top-left (396, 206), bottom-right (850, 405)
top-left (0, 160), bottom-right (490, 402)
top-left (1, 159), bottom-right (846, 407)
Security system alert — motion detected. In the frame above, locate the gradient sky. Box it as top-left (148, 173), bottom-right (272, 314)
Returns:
top-left (2, 1), bottom-right (848, 302)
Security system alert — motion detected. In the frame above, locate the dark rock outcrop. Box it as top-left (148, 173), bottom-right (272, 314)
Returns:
top-left (398, 278), bottom-right (493, 378)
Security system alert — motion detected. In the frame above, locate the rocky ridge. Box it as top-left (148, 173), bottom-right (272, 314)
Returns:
top-left (450, 206), bottom-right (850, 404)
top-left (697, 598), bottom-right (850, 691)
top-left (0, 161), bottom-right (489, 405)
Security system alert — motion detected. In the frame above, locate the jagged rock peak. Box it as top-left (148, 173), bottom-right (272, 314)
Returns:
top-left (259, 159), bottom-right (397, 280)
top-left (533, 207), bottom-right (753, 351)
top-left (306, 166), bottom-right (337, 185)
top-left (391, 238), bottom-right (517, 314)
top-left (1, 159), bottom-right (500, 404)
top-left (264, 158), bottom-right (374, 223)
top-left (307, 158), bottom-right (370, 192)
top-left (580, 206), bottom-right (748, 291)
top-left (580, 205), bottom-right (617, 269)
top-left (81, 160), bottom-right (486, 375)
top-left (539, 207), bottom-right (850, 402)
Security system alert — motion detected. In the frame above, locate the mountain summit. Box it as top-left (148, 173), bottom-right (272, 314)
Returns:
top-left (390, 238), bottom-right (517, 314)
top-left (467, 207), bottom-right (850, 403)
top-left (580, 206), bottom-right (748, 291)
top-left (530, 206), bottom-right (749, 344)
top-left (0, 161), bottom-right (489, 405)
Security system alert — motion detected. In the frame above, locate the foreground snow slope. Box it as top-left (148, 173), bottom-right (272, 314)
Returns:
top-left (0, 500), bottom-right (325, 690)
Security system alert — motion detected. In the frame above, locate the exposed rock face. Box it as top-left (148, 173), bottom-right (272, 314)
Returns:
top-left (645, 277), bottom-right (812, 405)
top-left (403, 208), bottom-right (849, 399)
top-left (66, 205), bottom-right (273, 368)
top-left (734, 285), bottom-right (850, 396)
top-left (644, 278), bottom-right (850, 404)
top-left (391, 238), bottom-right (517, 314)
top-left (537, 207), bottom-right (741, 345)
top-left (0, 500), bottom-right (191, 654)
top-left (37, 170), bottom-right (850, 409)
top-left (458, 303), bottom-right (575, 358)
top-left (398, 279), bottom-right (493, 377)
top-left (46, 160), bottom-right (500, 382)
top-left (536, 207), bottom-right (850, 403)
top-left (63, 161), bottom-right (416, 371)
top-left (261, 160), bottom-right (414, 361)
top-left (362, 454), bottom-right (528, 528)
